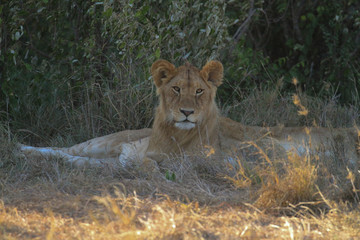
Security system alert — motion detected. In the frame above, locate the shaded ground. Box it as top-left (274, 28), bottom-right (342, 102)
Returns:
top-left (1, 140), bottom-right (360, 239)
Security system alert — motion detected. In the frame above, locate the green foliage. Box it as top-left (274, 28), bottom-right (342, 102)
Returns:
top-left (0, 0), bottom-right (359, 142)
top-left (165, 170), bottom-right (176, 182)
top-left (226, 0), bottom-right (360, 103)
top-left (1, 1), bottom-right (95, 134)
top-left (104, 0), bottom-right (230, 66)
top-left (0, 0), bottom-right (232, 142)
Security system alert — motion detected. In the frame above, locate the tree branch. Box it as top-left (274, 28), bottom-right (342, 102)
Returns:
top-left (233, 0), bottom-right (256, 43)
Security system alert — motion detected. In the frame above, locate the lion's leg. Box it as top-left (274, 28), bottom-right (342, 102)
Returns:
top-left (64, 129), bottom-right (151, 158)
top-left (277, 128), bottom-right (359, 171)
top-left (19, 145), bottom-right (109, 166)
top-left (20, 128), bottom-right (152, 166)
top-left (119, 137), bottom-right (150, 167)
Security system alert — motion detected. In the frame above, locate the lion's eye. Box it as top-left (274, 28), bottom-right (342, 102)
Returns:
top-left (172, 86), bottom-right (180, 94)
top-left (196, 88), bottom-right (203, 95)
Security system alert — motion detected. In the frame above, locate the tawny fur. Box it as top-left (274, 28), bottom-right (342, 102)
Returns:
top-left (20, 60), bottom-right (360, 173)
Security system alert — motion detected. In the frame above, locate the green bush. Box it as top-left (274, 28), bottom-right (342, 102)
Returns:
top-left (226, 0), bottom-right (360, 103)
top-left (0, 0), bottom-right (231, 142)
top-left (0, 0), bottom-right (359, 143)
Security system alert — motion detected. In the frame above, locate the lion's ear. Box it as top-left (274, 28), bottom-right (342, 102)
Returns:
top-left (151, 60), bottom-right (176, 87)
top-left (200, 61), bottom-right (223, 87)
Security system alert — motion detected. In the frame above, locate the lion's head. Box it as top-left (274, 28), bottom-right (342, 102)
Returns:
top-left (151, 60), bottom-right (223, 131)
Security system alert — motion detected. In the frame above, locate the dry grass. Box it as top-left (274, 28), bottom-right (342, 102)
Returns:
top-left (1, 186), bottom-right (360, 239)
top-left (224, 85), bottom-right (360, 128)
top-left (2, 89), bottom-right (360, 239)
top-left (14, 66), bottom-right (156, 145)
top-left (1, 133), bottom-right (360, 238)
top-left (253, 152), bottom-right (318, 210)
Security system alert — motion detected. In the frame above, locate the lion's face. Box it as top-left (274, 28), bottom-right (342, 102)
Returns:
top-left (151, 60), bottom-right (223, 130)
top-left (159, 64), bottom-right (214, 130)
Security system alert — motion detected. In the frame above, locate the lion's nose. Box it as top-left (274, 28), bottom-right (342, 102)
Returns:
top-left (180, 108), bottom-right (194, 117)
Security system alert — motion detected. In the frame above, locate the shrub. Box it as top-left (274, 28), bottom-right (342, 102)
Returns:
top-left (226, 0), bottom-right (360, 103)
top-left (1, 0), bottom-right (359, 143)
top-left (0, 0), bottom-right (231, 142)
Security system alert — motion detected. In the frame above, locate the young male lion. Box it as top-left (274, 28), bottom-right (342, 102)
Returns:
top-left (21, 60), bottom-right (359, 177)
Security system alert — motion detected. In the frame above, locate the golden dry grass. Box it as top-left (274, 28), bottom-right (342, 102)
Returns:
top-left (1, 190), bottom-right (360, 239)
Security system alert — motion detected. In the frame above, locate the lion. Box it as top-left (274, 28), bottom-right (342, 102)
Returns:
top-left (20, 60), bottom-right (360, 180)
